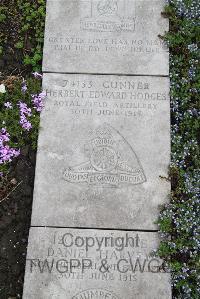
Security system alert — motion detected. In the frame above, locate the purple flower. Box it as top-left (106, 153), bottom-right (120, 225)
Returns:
top-left (32, 72), bottom-right (43, 79)
top-left (0, 128), bottom-right (10, 146)
top-left (0, 128), bottom-right (20, 165)
top-left (0, 172), bottom-right (3, 177)
top-left (18, 101), bottom-right (32, 116)
top-left (4, 101), bottom-right (13, 109)
top-left (21, 120), bottom-right (32, 131)
top-left (31, 91), bottom-right (45, 112)
top-left (17, 101), bottom-right (32, 131)
top-left (21, 80), bottom-right (28, 93)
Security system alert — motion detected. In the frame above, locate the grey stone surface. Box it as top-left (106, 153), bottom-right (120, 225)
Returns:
top-left (31, 73), bottom-right (170, 229)
top-left (23, 227), bottom-right (171, 299)
top-left (43, 0), bottom-right (169, 75)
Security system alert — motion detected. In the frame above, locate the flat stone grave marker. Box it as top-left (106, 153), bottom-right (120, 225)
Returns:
top-left (23, 0), bottom-right (171, 297)
top-left (23, 227), bottom-right (171, 298)
top-left (31, 73), bottom-right (170, 230)
top-left (43, 0), bottom-right (169, 75)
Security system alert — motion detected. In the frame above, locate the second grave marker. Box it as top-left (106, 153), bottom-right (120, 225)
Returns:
top-left (31, 73), bottom-right (170, 230)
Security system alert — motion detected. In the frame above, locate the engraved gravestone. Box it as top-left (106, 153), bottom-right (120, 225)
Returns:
top-left (31, 73), bottom-right (170, 229)
top-left (23, 0), bottom-right (171, 297)
top-left (43, 0), bottom-right (169, 75)
top-left (23, 228), bottom-right (171, 298)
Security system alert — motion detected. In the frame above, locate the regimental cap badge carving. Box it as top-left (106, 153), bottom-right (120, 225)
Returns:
top-left (80, 0), bottom-right (136, 32)
top-left (63, 123), bottom-right (146, 188)
top-left (97, 0), bottom-right (119, 17)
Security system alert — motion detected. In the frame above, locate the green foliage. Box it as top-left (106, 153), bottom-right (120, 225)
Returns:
top-left (0, 6), bottom-right (8, 56)
top-left (16, 0), bottom-right (46, 70)
top-left (15, 41), bottom-right (24, 49)
top-left (157, 1), bottom-right (200, 298)
top-left (0, 6), bottom-right (7, 22)
top-left (0, 1), bottom-right (45, 69)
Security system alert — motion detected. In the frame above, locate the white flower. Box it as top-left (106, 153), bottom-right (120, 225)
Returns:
top-left (0, 84), bottom-right (6, 93)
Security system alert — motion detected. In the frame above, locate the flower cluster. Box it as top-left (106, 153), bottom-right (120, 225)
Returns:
top-left (18, 101), bottom-right (32, 131)
top-left (31, 91), bottom-right (45, 112)
top-left (0, 128), bottom-right (20, 165)
top-left (0, 74), bottom-right (45, 177)
top-left (157, 1), bottom-right (199, 298)
top-left (169, 0), bottom-right (200, 19)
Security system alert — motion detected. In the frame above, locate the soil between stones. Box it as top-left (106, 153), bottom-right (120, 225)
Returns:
top-left (0, 1), bottom-right (38, 296)
top-left (0, 147), bottom-right (36, 298)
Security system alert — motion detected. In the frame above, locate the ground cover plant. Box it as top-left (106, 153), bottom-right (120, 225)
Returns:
top-left (0, 75), bottom-right (44, 177)
top-left (0, 0), bottom-right (45, 74)
top-left (0, 0), bottom-right (199, 298)
top-left (0, 0), bottom-right (46, 297)
top-left (157, 0), bottom-right (200, 298)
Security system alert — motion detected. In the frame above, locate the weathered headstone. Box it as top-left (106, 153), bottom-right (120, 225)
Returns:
top-left (23, 228), bottom-right (171, 298)
top-left (31, 73), bottom-right (170, 229)
top-left (23, 0), bottom-right (171, 298)
top-left (43, 0), bottom-right (168, 75)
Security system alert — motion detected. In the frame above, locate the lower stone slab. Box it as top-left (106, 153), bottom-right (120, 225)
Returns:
top-left (23, 227), bottom-right (171, 298)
